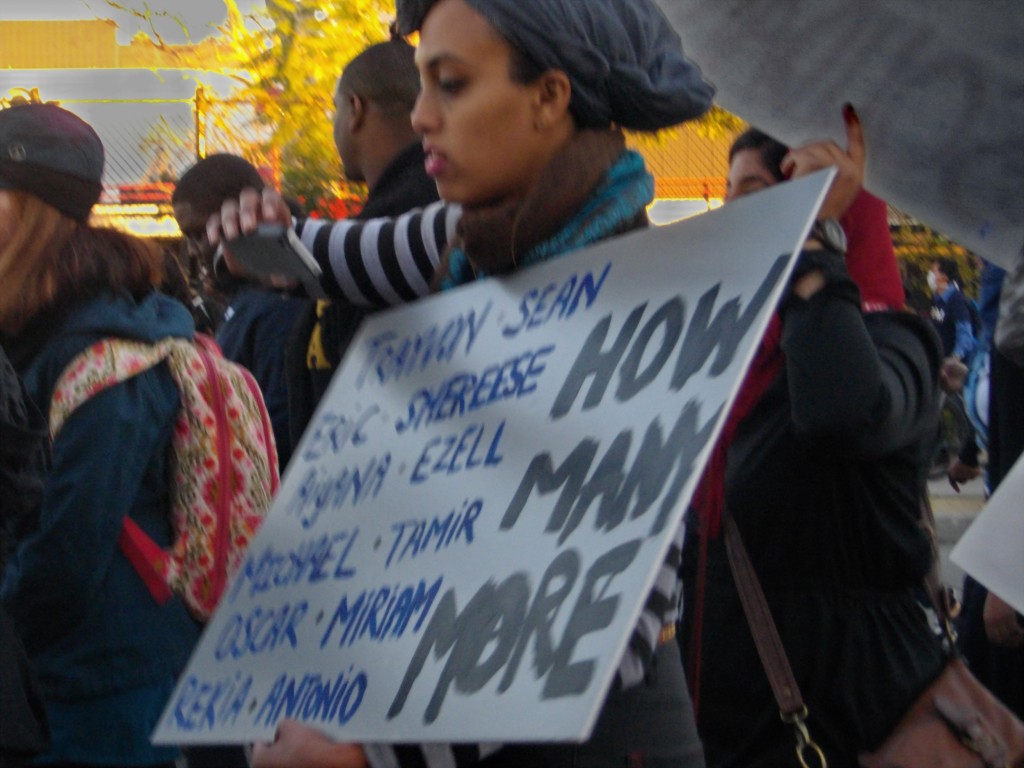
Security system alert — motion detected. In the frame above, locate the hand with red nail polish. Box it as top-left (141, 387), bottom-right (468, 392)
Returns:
top-left (779, 104), bottom-right (865, 221)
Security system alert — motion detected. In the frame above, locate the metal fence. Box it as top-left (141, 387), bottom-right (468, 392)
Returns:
top-left (32, 88), bottom-right (273, 206)
top-left (8, 86), bottom-right (730, 210)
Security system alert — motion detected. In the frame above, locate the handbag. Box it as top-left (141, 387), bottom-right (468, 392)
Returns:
top-left (859, 497), bottom-right (1024, 768)
top-left (859, 656), bottom-right (1024, 767)
top-left (722, 502), bottom-right (1024, 768)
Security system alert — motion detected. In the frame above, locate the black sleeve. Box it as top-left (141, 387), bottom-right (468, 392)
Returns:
top-left (779, 250), bottom-right (943, 459)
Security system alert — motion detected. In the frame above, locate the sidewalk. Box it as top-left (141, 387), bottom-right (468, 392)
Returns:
top-left (928, 475), bottom-right (986, 586)
top-left (929, 475), bottom-right (986, 542)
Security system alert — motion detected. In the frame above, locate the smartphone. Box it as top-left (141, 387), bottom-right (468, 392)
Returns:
top-left (217, 223), bottom-right (327, 300)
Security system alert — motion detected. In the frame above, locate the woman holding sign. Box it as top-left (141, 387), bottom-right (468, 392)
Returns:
top-left (679, 122), bottom-right (949, 766)
top-left (249, 0), bottom-right (714, 766)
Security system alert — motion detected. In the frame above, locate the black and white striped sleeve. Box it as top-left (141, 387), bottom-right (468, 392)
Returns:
top-left (616, 519), bottom-right (684, 689)
top-left (360, 521), bottom-right (684, 768)
top-left (295, 201), bottom-right (461, 308)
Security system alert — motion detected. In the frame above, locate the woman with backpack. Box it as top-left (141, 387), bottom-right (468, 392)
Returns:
top-left (0, 102), bottom-right (201, 767)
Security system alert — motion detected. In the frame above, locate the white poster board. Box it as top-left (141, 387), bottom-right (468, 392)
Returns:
top-left (656, 0), bottom-right (1024, 270)
top-left (951, 454), bottom-right (1024, 616)
top-left (153, 171), bottom-right (833, 745)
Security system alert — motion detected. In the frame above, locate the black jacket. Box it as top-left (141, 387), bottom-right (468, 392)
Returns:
top-left (682, 255), bottom-right (947, 768)
top-left (286, 142), bottom-right (440, 447)
top-left (0, 343), bottom-right (49, 764)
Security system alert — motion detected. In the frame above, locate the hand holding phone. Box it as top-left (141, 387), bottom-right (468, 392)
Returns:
top-left (217, 223), bottom-right (327, 300)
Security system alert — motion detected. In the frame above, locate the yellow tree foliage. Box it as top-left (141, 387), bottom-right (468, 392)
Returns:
top-left (104, 0), bottom-right (394, 213)
top-left (109, 1), bottom-right (743, 216)
top-left (891, 212), bottom-right (980, 304)
top-left (213, 0), bottom-right (394, 214)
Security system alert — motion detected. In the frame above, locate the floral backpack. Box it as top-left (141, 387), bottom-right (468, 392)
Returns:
top-left (49, 333), bottom-right (279, 621)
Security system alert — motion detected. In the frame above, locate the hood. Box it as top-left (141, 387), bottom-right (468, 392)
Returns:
top-left (4, 291), bottom-right (194, 380)
top-left (59, 291), bottom-right (194, 345)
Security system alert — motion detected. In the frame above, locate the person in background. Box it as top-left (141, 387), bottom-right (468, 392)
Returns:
top-left (947, 257), bottom-right (1004, 490)
top-left (899, 259), bottom-right (933, 318)
top-left (173, 153), bottom-right (306, 469)
top-left (0, 101), bottom-right (200, 768)
top-left (168, 167), bottom-right (261, 768)
top-left (929, 256), bottom-right (977, 364)
top-left (926, 256), bottom-right (978, 475)
top-left (956, 255), bottom-right (1024, 718)
top-left (160, 241), bottom-right (221, 335)
top-left (334, 38), bottom-right (440, 219)
top-left (286, 37), bottom-right (441, 448)
top-left (227, 0), bottom-right (716, 765)
top-left (679, 119), bottom-right (946, 767)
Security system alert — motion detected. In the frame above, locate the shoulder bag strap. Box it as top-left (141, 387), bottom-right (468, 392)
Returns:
top-left (917, 493), bottom-right (960, 647)
top-left (722, 509), bottom-right (828, 768)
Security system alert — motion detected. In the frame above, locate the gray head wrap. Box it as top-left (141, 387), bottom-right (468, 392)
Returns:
top-left (395, 0), bottom-right (715, 131)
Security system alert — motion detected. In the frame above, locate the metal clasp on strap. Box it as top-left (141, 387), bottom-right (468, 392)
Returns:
top-left (781, 706), bottom-right (827, 768)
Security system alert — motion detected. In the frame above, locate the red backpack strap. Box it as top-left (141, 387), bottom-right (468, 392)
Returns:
top-left (118, 517), bottom-right (174, 605)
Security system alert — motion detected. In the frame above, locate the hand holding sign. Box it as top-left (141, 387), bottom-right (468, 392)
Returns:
top-left (984, 593), bottom-right (1024, 649)
top-left (252, 720), bottom-right (367, 768)
top-left (781, 104), bottom-right (865, 221)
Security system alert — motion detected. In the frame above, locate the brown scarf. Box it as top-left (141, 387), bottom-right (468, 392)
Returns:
top-left (433, 129), bottom-right (637, 287)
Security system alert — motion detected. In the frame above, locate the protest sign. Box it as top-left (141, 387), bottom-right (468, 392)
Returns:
top-left (951, 453), bottom-right (1024, 616)
top-left (152, 170), bottom-right (833, 746)
top-left (655, 0), bottom-right (1024, 270)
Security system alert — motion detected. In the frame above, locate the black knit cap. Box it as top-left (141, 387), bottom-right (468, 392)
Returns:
top-left (0, 103), bottom-right (105, 222)
top-left (395, 0), bottom-right (714, 131)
